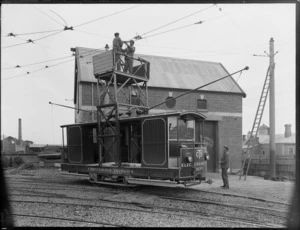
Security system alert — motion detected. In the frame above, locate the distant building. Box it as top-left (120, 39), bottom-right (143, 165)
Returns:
top-left (71, 47), bottom-right (247, 172)
top-left (29, 144), bottom-right (46, 153)
top-left (243, 124), bottom-right (296, 156)
top-left (1, 136), bottom-right (26, 154)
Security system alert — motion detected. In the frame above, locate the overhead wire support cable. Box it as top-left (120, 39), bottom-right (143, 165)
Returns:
top-left (49, 102), bottom-right (96, 114)
top-left (139, 4), bottom-right (214, 37)
top-left (11, 29), bottom-right (63, 36)
top-left (140, 21), bottom-right (204, 40)
top-left (142, 66), bottom-right (249, 113)
top-left (3, 59), bottom-right (74, 81)
top-left (74, 4), bottom-right (139, 28)
top-left (34, 6), bottom-right (66, 27)
top-left (2, 55), bottom-right (73, 70)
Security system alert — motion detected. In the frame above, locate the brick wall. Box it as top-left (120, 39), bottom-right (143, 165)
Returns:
top-left (147, 87), bottom-right (242, 113)
top-left (218, 116), bottom-right (243, 171)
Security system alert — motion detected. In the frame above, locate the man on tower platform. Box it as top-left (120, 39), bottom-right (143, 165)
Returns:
top-left (123, 40), bottom-right (136, 74)
top-left (112, 32), bottom-right (123, 71)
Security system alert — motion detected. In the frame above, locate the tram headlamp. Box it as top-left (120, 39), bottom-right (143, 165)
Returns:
top-left (187, 156), bottom-right (193, 162)
top-left (205, 154), bottom-right (210, 161)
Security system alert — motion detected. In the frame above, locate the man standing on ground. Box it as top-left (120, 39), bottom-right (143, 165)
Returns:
top-left (112, 32), bottom-right (123, 71)
top-left (123, 40), bottom-right (135, 74)
top-left (219, 146), bottom-right (230, 189)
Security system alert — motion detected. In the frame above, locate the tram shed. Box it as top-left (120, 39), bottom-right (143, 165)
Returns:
top-left (71, 47), bottom-right (246, 173)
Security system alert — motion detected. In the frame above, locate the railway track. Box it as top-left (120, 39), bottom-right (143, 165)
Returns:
top-left (6, 176), bottom-right (288, 227)
top-left (10, 195), bottom-right (283, 228)
top-left (9, 188), bottom-right (286, 228)
top-left (12, 213), bottom-right (122, 227)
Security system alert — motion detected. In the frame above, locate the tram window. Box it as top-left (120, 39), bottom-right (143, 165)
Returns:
top-left (168, 117), bottom-right (178, 140)
top-left (178, 119), bottom-right (195, 141)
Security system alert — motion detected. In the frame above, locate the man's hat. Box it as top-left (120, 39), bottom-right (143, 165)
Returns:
top-left (224, 146), bottom-right (229, 151)
top-left (114, 32), bottom-right (119, 36)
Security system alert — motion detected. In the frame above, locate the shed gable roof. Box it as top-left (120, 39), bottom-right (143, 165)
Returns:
top-left (74, 47), bottom-right (246, 97)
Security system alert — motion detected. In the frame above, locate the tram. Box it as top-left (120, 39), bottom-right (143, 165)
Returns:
top-left (60, 111), bottom-right (209, 187)
top-left (60, 49), bottom-right (209, 187)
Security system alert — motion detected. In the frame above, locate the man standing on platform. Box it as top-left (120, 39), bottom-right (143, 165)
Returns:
top-left (112, 32), bottom-right (123, 71)
top-left (123, 40), bottom-right (136, 74)
top-left (219, 146), bottom-right (230, 189)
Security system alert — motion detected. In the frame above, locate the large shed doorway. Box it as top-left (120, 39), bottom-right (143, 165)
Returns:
top-left (204, 121), bottom-right (217, 172)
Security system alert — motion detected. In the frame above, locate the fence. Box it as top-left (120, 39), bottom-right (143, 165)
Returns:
top-left (249, 155), bottom-right (295, 177)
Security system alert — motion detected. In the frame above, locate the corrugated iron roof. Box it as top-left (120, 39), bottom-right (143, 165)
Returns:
top-left (75, 47), bottom-right (246, 96)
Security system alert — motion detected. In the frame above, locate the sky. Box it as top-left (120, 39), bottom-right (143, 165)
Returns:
top-left (1, 3), bottom-right (296, 145)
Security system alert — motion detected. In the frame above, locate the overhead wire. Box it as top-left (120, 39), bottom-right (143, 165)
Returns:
top-left (49, 10), bottom-right (68, 26)
top-left (139, 21), bottom-right (204, 40)
top-left (2, 47), bottom-right (107, 81)
top-left (3, 5), bottom-right (139, 49)
top-left (2, 59), bottom-right (74, 81)
top-left (34, 6), bottom-right (66, 27)
top-left (139, 4), bottom-right (214, 37)
top-left (11, 29), bottom-right (63, 36)
top-left (74, 4), bottom-right (139, 28)
top-left (2, 55), bottom-right (74, 70)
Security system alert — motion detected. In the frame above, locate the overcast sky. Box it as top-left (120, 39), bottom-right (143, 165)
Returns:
top-left (1, 3), bottom-right (296, 144)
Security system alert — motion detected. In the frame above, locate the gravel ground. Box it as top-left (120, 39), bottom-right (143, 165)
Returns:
top-left (195, 172), bottom-right (294, 204)
top-left (4, 167), bottom-right (294, 227)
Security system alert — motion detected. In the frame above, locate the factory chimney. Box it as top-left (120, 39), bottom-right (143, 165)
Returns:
top-left (18, 118), bottom-right (22, 142)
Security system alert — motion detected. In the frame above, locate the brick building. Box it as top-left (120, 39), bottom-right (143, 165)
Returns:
top-left (243, 124), bottom-right (296, 156)
top-left (71, 47), bottom-right (246, 172)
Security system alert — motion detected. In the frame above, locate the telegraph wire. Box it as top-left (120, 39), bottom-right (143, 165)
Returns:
top-left (2, 41), bottom-right (31, 49)
top-left (33, 30), bottom-right (66, 42)
top-left (49, 10), bottom-right (68, 27)
top-left (2, 30), bottom-right (65, 48)
top-left (3, 5), bottom-right (138, 49)
top-left (138, 21), bottom-right (204, 40)
top-left (74, 4), bottom-right (139, 28)
top-left (139, 4), bottom-right (214, 37)
top-left (3, 59), bottom-right (74, 81)
top-left (2, 55), bottom-right (74, 70)
top-left (2, 47), bottom-right (107, 81)
top-left (11, 29), bottom-right (63, 36)
top-left (34, 6), bottom-right (66, 27)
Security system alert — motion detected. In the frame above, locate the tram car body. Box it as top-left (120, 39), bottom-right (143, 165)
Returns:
top-left (61, 111), bottom-right (209, 187)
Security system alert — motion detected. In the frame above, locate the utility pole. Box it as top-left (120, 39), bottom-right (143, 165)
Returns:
top-left (269, 37), bottom-right (276, 179)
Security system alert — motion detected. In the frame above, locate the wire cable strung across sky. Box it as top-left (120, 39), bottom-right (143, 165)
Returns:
top-left (2, 59), bottom-right (74, 81)
top-left (2, 55), bottom-right (74, 70)
top-left (2, 5), bottom-right (139, 49)
top-left (2, 47), bottom-right (109, 81)
top-left (139, 4), bottom-right (214, 38)
top-left (136, 21), bottom-right (204, 41)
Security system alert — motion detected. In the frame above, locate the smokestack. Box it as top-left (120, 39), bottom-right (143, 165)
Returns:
top-left (284, 124), bottom-right (292, 138)
top-left (18, 118), bottom-right (22, 141)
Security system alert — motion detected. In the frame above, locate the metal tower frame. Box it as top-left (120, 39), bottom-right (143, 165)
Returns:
top-left (94, 51), bottom-right (150, 167)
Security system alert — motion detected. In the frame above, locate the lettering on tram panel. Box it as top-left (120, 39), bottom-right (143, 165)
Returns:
top-left (181, 163), bottom-right (192, 167)
top-left (194, 166), bottom-right (203, 172)
top-left (193, 161), bottom-right (205, 167)
top-left (88, 167), bottom-right (131, 175)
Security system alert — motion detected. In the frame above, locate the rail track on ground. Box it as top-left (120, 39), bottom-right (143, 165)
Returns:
top-left (7, 176), bottom-right (287, 228)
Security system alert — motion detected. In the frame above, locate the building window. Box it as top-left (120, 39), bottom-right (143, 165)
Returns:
top-left (197, 95), bottom-right (207, 110)
top-left (262, 150), bottom-right (265, 155)
top-left (288, 148), bottom-right (294, 156)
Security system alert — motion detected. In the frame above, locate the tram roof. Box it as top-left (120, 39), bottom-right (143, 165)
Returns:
top-left (74, 47), bottom-right (246, 100)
